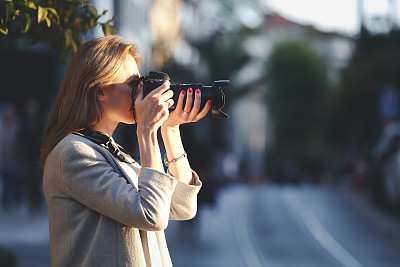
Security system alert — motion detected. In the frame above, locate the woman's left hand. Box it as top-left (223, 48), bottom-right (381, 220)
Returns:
top-left (162, 88), bottom-right (211, 128)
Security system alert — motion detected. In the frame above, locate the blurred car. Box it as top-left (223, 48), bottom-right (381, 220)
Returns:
top-left (372, 122), bottom-right (400, 212)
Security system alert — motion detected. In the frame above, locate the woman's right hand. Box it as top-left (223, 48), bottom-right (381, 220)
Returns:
top-left (134, 81), bottom-right (174, 171)
top-left (134, 81), bottom-right (174, 133)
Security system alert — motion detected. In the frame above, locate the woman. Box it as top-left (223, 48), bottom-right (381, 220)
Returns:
top-left (40, 35), bottom-right (211, 266)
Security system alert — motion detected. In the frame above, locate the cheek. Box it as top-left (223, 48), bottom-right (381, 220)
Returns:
top-left (109, 87), bottom-right (132, 110)
top-left (123, 89), bottom-right (134, 110)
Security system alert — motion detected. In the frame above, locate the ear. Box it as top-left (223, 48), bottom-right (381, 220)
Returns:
top-left (97, 87), bottom-right (107, 101)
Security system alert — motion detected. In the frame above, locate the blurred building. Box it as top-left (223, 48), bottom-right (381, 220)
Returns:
top-left (93, 0), bottom-right (182, 72)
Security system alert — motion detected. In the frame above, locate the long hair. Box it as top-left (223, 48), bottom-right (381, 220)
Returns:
top-left (40, 35), bottom-right (140, 166)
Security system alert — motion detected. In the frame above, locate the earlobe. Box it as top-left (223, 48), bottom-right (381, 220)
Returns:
top-left (97, 87), bottom-right (106, 101)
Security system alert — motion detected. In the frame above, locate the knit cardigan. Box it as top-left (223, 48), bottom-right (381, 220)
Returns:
top-left (43, 134), bottom-right (201, 267)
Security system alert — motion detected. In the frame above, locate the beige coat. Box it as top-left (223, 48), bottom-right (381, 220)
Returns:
top-left (43, 134), bottom-right (201, 267)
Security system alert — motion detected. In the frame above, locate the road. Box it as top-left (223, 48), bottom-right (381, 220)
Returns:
top-left (1, 184), bottom-right (400, 267)
top-left (166, 184), bottom-right (400, 267)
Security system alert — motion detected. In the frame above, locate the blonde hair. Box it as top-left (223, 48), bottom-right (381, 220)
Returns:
top-left (40, 35), bottom-right (140, 166)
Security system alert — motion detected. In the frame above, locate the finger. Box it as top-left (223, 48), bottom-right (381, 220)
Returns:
top-left (183, 87), bottom-right (193, 113)
top-left (175, 90), bottom-right (185, 111)
top-left (166, 98), bottom-right (174, 108)
top-left (159, 89), bottom-right (174, 103)
top-left (157, 91), bottom-right (174, 113)
top-left (148, 81), bottom-right (170, 97)
top-left (195, 100), bottom-right (212, 121)
top-left (188, 89), bottom-right (201, 118)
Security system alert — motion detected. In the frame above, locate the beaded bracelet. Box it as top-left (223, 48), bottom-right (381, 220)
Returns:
top-left (164, 151), bottom-right (187, 167)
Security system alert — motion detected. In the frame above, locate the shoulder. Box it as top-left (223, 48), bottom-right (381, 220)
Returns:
top-left (45, 134), bottom-right (137, 174)
top-left (48, 134), bottom-right (109, 166)
top-left (58, 134), bottom-right (101, 154)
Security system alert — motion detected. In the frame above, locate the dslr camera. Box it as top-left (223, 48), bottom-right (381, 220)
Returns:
top-left (130, 71), bottom-right (229, 119)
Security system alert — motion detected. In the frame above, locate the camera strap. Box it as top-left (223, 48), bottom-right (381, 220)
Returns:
top-left (129, 77), bottom-right (145, 121)
top-left (72, 128), bottom-right (139, 164)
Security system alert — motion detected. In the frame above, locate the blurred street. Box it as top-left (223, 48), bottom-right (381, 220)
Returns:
top-left (167, 184), bottom-right (400, 267)
top-left (2, 183), bottom-right (399, 267)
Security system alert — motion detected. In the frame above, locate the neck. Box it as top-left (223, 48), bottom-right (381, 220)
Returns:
top-left (91, 120), bottom-right (118, 137)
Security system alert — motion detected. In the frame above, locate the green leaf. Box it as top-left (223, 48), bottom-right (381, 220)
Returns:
top-left (89, 6), bottom-right (99, 17)
top-left (64, 28), bottom-right (72, 48)
top-left (102, 23), bottom-right (116, 36)
top-left (21, 12), bottom-right (31, 33)
top-left (27, 2), bottom-right (37, 10)
top-left (47, 7), bottom-right (60, 24)
top-left (0, 25), bottom-right (8, 35)
top-left (89, 17), bottom-right (97, 28)
top-left (44, 17), bottom-right (51, 27)
top-left (5, 2), bottom-right (14, 22)
top-left (38, 6), bottom-right (48, 23)
top-left (0, 0), bottom-right (116, 62)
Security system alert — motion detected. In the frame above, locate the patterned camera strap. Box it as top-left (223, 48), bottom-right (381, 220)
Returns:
top-left (73, 128), bottom-right (139, 164)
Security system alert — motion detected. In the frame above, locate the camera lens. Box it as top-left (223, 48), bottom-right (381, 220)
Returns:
top-left (169, 83), bottom-right (229, 119)
top-left (139, 71), bottom-right (229, 119)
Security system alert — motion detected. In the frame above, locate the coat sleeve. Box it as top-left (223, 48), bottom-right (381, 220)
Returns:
top-left (169, 171), bottom-right (202, 221)
top-left (59, 139), bottom-right (178, 231)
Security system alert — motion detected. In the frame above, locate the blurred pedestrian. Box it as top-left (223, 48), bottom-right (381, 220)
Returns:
top-left (19, 99), bottom-right (44, 213)
top-left (40, 35), bottom-right (209, 266)
top-left (0, 103), bottom-right (22, 210)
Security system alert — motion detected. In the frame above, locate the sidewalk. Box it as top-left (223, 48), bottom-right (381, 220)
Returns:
top-left (165, 185), bottom-right (251, 267)
top-left (340, 189), bottom-right (400, 241)
top-left (0, 203), bottom-right (50, 267)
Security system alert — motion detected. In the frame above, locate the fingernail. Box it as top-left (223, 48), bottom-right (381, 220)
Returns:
top-left (181, 90), bottom-right (185, 95)
top-left (139, 83), bottom-right (143, 89)
top-left (208, 100), bottom-right (212, 105)
top-left (188, 88), bottom-right (192, 93)
top-left (196, 89), bottom-right (200, 94)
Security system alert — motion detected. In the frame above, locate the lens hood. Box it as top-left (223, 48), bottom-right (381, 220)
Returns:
top-left (137, 71), bottom-right (229, 119)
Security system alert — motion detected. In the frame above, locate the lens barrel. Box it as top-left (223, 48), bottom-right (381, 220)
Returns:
top-left (141, 71), bottom-right (229, 119)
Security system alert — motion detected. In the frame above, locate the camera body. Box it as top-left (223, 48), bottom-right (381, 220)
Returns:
top-left (139, 71), bottom-right (229, 119)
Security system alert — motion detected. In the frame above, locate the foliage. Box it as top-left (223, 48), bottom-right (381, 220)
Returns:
top-left (197, 31), bottom-right (251, 82)
top-left (0, 0), bottom-right (115, 61)
top-left (266, 39), bottom-right (328, 176)
top-left (328, 30), bottom-right (400, 152)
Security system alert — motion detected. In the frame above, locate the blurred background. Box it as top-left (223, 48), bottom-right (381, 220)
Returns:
top-left (1, 0), bottom-right (400, 266)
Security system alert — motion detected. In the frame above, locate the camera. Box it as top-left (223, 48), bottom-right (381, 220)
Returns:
top-left (130, 71), bottom-right (229, 119)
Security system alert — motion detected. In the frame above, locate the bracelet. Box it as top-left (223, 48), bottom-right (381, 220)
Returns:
top-left (164, 151), bottom-right (187, 167)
